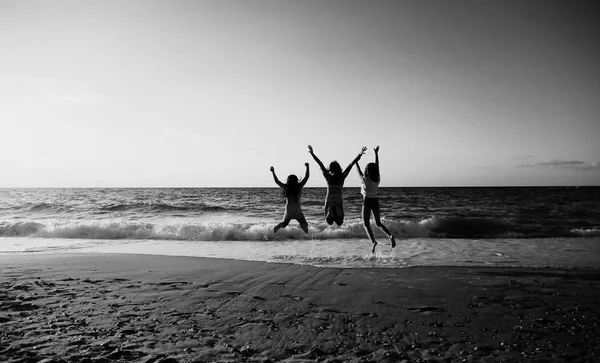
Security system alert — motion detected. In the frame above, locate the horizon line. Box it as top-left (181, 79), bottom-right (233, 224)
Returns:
top-left (0, 185), bottom-right (597, 189)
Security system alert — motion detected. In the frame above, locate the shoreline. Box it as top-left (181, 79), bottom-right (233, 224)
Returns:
top-left (1, 253), bottom-right (599, 362)
top-left (3, 236), bottom-right (599, 270)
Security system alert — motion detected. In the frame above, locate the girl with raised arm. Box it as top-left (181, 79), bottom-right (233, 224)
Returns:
top-left (356, 146), bottom-right (396, 253)
top-left (270, 163), bottom-right (310, 233)
top-left (308, 145), bottom-right (366, 226)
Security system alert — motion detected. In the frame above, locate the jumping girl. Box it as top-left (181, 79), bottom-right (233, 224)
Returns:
top-left (356, 146), bottom-right (396, 253)
top-left (270, 163), bottom-right (310, 233)
top-left (308, 144), bottom-right (366, 226)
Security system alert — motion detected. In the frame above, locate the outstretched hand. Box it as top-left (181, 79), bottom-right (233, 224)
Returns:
top-left (270, 166), bottom-right (274, 172)
top-left (374, 146), bottom-right (379, 153)
top-left (360, 146), bottom-right (367, 156)
top-left (305, 162), bottom-right (309, 168)
top-left (307, 145), bottom-right (314, 154)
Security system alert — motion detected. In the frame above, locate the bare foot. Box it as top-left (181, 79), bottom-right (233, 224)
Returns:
top-left (389, 235), bottom-right (396, 248)
top-left (274, 225), bottom-right (281, 233)
top-left (371, 241), bottom-right (377, 254)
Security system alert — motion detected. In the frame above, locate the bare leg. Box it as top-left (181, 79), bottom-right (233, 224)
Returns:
top-left (299, 223), bottom-right (309, 233)
top-left (297, 215), bottom-right (309, 234)
top-left (362, 204), bottom-right (377, 253)
top-left (334, 205), bottom-right (344, 226)
top-left (274, 218), bottom-right (290, 233)
top-left (373, 208), bottom-right (396, 248)
top-left (326, 205), bottom-right (344, 226)
top-left (325, 206), bottom-right (335, 225)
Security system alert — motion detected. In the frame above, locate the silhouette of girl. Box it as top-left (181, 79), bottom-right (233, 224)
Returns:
top-left (270, 163), bottom-right (310, 233)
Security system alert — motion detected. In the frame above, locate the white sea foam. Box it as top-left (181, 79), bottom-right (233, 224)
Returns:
top-left (2, 237), bottom-right (598, 269)
top-left (571, 228), bottom-right (600, 237)
top-left (3, 216), bottom-right (591, 241)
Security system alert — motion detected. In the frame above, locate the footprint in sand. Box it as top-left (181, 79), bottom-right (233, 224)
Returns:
top-left (406, 306), bottom-right (446, 314)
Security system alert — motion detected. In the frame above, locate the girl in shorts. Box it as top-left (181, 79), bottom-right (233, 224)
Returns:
top-left (356, 146), bottom-right (396, 253)
top-left (270, 163), bottom-right (310, 233)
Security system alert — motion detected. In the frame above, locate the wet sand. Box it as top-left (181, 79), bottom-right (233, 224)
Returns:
top-left (1, 253), bottom-right (599, 362)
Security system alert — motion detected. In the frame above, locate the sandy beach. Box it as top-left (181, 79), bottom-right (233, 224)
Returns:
top-left (1, 253), bottom-right (599, 362)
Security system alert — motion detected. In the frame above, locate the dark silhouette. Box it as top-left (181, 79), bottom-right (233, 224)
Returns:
top-left (270, 163), bottom-right (310, 233)
top-left (308, 144), bottom-right (365, 226)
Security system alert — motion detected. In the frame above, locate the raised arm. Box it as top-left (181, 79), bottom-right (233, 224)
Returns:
top-left (355, 161), bottom-right (363, 177)
top-left (374, 145), bottom-right (380, 166)
top-left (308, 145), bottom-right (327, 174)
top-left (298, 163), bottom-right (310, 188)
top-left (342, 147), bottom-right (367, 178)
top-left (270, 166), bottom-right (286, 188)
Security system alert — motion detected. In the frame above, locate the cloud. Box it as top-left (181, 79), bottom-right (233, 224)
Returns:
top-left (515, 159), bottom-right (600, 171)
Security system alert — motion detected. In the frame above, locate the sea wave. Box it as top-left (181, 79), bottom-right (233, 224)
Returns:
top-left (1, 217), bottom-right (597, 241)
top-left (1, 201), bottom-right (238, 215)
top-left (570, 228), bottom-right (600, 237)
top-left (99, 202), bottom-right (231, 213)
top-left (15, 202), bottom-right (73, 213)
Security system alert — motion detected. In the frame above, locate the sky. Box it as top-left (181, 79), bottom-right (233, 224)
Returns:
top-left (1, 0), bottom-right (599, 187)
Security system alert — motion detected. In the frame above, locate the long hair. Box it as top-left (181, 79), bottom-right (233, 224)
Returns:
top-left (282, 174), bottom-right (301, 202)
top-left (365, 163), bottom-right (380, 183)
top-left (329, 161), bottom-right (342, 178)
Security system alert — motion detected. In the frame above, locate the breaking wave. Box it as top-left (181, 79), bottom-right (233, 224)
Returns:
top-left (1, 217), bottom-right (597, 241)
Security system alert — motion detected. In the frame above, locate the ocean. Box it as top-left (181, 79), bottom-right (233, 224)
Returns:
top-left (1, 187), bottom-right (599, 268)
